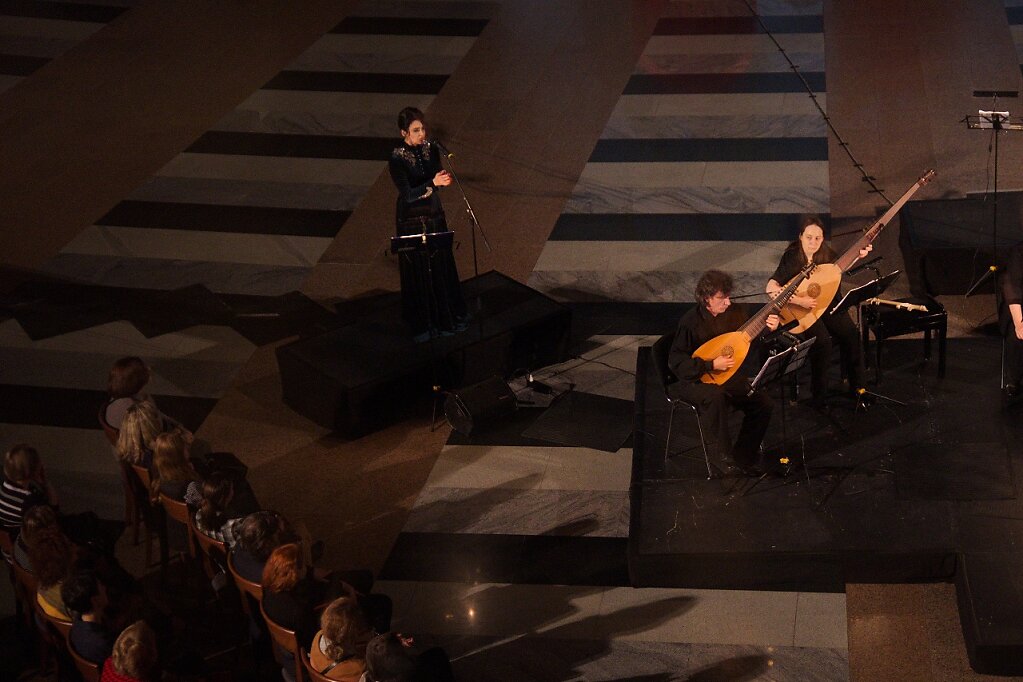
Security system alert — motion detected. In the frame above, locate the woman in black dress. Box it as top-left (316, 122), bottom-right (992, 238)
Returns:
top-left (388, 107), bottom-right (468, 342)
top-left (765, 215), bottom-right (870, 405)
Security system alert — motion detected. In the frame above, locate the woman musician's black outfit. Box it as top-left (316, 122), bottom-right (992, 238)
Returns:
top-left (388, 140), bottom-right (467, 341)
top-left (770, 243), bottom-right (865, 402)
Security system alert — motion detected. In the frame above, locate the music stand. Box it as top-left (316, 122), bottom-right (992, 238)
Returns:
top-left (829, 269), bottom-right (902, 317)
top-left (831, 269), bottom-right (908, 408)
top-left (963, 98), bottom-right (1023, 296)
top-left (390, 229), bottom-right (457, 430)
top-left (742, 337), bottom-right (815, 487)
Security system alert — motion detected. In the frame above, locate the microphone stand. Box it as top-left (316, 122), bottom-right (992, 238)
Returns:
top-left (437, 143), bottom-right (492, 285)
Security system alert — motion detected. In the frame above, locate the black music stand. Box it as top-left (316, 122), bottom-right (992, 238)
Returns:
top-left (832, 270), bottom-right (908, 409)
top-left (390, 229), bottom-right (456, 430)
top-left (963, 99), bottom-right (1023, 296)
top-left (742, 337), bottom-right (815, 492)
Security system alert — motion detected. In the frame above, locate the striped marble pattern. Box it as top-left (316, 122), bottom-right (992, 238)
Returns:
top-left (0, 0), bottom-right (137, 93)
top-left (1, 0), bottom-right (493, 522)
top-left (528, 0), bottom-right (828, 303)
top-left (377, 332), bottom-right (849, 680)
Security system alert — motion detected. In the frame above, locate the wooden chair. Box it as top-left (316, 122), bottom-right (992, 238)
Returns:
top-left (260, 600), bottom-right (304, 682)
top-left (158, 493), bottom-right (196, 559)
top-left (227, 551), bottom-right (262, 616)
top-left (302, 646), bottom-right (359, 682)
top-left (66, 632), bottom-right (101, 682)
top-left (99, 404), bottom-right (141, 543)
top-left (11, 555), bottom-right (39, 629)
top-left (130, 464), bottom-right (162, 568)
top-left (193, 523), bottom-right (229, 582)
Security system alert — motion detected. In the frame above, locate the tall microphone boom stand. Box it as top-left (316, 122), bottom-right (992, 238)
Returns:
top-left (437, 143), bottom-right (492, 287)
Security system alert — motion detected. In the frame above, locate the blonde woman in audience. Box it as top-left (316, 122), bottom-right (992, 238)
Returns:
top-left (310, 596), bottom-right (375, 680)
top-left (149, 430), bottom-right (201, 507)
top-left (101, 620), bottom-right (160, 682)
top-left (115, 400), bottom-right (163, 467)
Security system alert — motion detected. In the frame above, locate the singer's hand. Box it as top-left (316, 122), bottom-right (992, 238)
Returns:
top-left (433, 171), bottom-right (452, 187)
top-left (712, 355), bottom-right (735, 371)
top-left (1015, 320), bottom-right (1023, 341)
top-left (765, 314), bottom-right (780, 331)
top-left (858, 243), bottom-right (873, 259)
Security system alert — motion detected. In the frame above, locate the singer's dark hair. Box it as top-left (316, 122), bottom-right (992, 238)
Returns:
top-left (397, 107), bottom-right (425, 133)
top-left (695, 270), bottom-right (733, 305)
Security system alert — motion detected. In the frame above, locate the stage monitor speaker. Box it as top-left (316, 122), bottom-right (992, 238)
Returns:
top-left (444, 376), bottom-right (516, 436)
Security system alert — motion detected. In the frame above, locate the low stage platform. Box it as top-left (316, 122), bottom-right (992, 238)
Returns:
top-left (276, 271), bottom-right (571, 436)
top-left (629, 336), bottom-right (1023, 675)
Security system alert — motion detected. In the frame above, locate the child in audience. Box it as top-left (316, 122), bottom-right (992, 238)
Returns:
top-left (310, 596), bottom-right (375, 680)
top-left (101, 620), bottom-right (160, 682)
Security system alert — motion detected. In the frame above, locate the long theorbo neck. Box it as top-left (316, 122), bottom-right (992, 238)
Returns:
top-left (740, 262), bottom-right (815, 338)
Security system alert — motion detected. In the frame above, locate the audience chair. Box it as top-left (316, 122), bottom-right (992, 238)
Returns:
top-left (66, 633), bottom-right (101, 682)
top-left (158, 493), bottom-right (196, 559)
top-left (260, 600), bottom-right (305, 682)
top-left (227, 551), bottom-right (262, 615)
top-left (0, 529), bottom-right (15, 591)
top-left (98, 404), bottom-right (140, 542)
top-left (301, 647), bottom-right (349, 682)
top-left (650, 332), bottom-right (713, 478)
top-left (193, 525), bottom-right (229, 582)
top-left (11, 556), bottom-right (39, 630)
top-left (129, 464), bottom-right (163, 569)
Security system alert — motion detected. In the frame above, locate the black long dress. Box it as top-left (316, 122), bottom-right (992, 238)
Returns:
top-left (388, 140), bottom-right (467, 340)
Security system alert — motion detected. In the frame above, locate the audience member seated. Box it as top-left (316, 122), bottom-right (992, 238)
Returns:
top-left (309, 596), bottom-right (375, 681)
top-left (1, 443), bottom-right (59, 538)
top-left (25, 504), bottom-right (75, 620)
top-left (150, 431), bottom-right (201, 507)
top-left (101, 620), bottom-right (160, 682)
top-left (193, 473), bottom-right (250, 550)
top-left (105, 357), bottom-right (154, 430)
top-left (231, 510), bottom-right (297, 583)
top-left (115, 401), bottom-right (163, 467)
top-left (363, 632), bottom-right (454, 682)
top-left (63, 567), bottom-right (116, 664)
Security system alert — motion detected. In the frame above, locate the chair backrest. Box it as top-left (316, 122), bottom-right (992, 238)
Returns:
top-left (158, 494), bottom-right (196, 557)
top-left (0, 527), bottom-right (14, 559)
top-left (227, 551), bottom-right (262, 616)
top-left (650, 332), bottom-right (677, 393)
top-left (260, 599), bottom-right (304, 682)
top-left (11, 556), bottom-right (39, 608)
top-left (131, 464), bottom-right (152, 492)
top-left (193, 525), bottom-right (228, 578)
top-left (301, 646), bottom-right (346, 682)
top-left (37, 598), bottom-right (72, 639)
top-left (97, 404), bottom-right (119, 446)
top-left (66, 632), bottom-right (101, 682)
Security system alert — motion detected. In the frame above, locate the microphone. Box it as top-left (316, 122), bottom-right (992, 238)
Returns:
top-left (847, 255), bottom-right (883, 276)
top-left (430, 139), bottom-right (453, 158)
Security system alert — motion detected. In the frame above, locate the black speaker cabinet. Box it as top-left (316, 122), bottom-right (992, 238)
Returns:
top-left (444, 376), bottom-right (516, 436)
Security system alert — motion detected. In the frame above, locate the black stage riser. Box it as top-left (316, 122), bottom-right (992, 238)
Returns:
top-left (276, 271), bottom-right (571, 436)
top-left (629, 340), bottom-right (1023, 675)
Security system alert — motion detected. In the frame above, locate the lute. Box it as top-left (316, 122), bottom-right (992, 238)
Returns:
top-left (778, 169), bottom-right (936, 333)
top-left (693, 261), bottom-right (816, 385)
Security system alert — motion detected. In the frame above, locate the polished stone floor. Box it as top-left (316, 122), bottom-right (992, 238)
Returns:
top-left (3, 0), bottom-right (1023, 680)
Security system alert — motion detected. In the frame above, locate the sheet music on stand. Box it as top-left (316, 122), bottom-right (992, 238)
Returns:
top-left (966, 111), bottom-right (1023, 131)
top-left (390, 230), bottom-right (454, 254)
top-left (748, 336), bottom-right (816, 396)
top-left (829, 270), bottom-right (902, 317)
